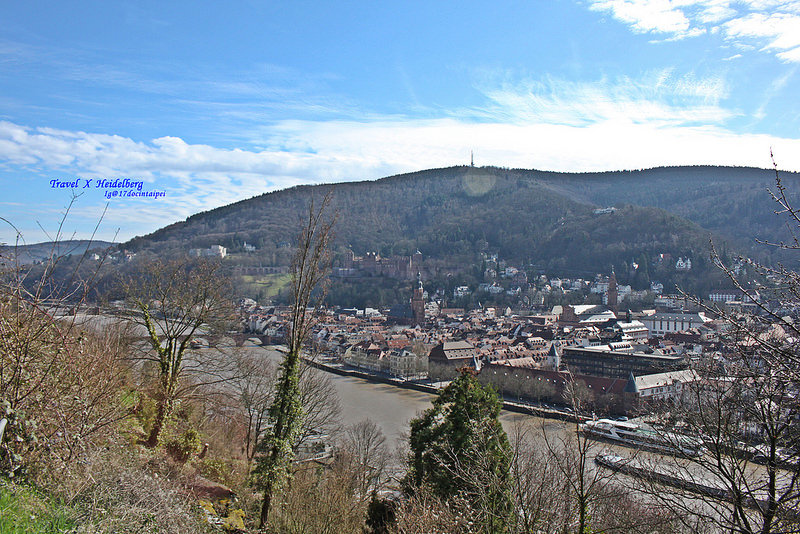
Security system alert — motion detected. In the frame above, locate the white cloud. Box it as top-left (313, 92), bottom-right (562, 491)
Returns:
top-left (695, 1), bottom-right (737, 24)
top-left (6, 110), bottom-right (800, 240)
top-left (590, 0), bottom-right (695, 36)
top-left (588, 0), bottom-right (800, 62)
top-left (2, 66), bottom-right (798, 242)
top-left (777, 47), bottom-right (800, 61)
top-left (477, 70), bottom-right (731, 126)
top-left (724, 12), bottom-right (800, 53)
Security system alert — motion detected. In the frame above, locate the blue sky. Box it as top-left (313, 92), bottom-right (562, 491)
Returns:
top-left (2, 0), bottom-right (800, 243)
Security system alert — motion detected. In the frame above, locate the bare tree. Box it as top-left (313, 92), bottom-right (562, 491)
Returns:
top-left (698, 154), bottom-right (800, 379)
top-left (267, 451), bottom-right (375, 534)
top-left (633, 157), bottom-right (800, 533)
top-left (296, 363), bottom-right (342, 448)
top-left (540, 376), bottom-right (609, 534)
top-left (123, 257), bottom-right (235, 448)
top-left (510, 420), bottom-right (683, 534)
top-left (266, 419), bottom-right (390, 534)
top-left (0, 201), bottom-right (130, 479)
top-left (508, 422), bottom-right (573, 532)
top-left (254, 193), bottom-right (335, 529)
top-left (339, 419), bottom-right (389, 497)
top-left (635, 327), bottom-right (800, 533)
top-left (231, 350), bottom-right (276, 462)
top-left (394, 488), bottom-right (472, 533)
top-left (232, 350), bottom-right (341, 465)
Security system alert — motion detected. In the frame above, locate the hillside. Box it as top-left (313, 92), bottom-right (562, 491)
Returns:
top-left (119, 165), bottom-right (787, 304)
top-left (0, 240), bottom-right (115, 265)
top-left (127, 166), bottom-right (588, 263)
top-left (533, 165), bottom-right (799, 264)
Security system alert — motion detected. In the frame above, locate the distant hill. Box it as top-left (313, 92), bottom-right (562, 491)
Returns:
top-left (119, 164), bottom-right (800, 301)
top-left (0, 240), bottom-right (115, 265)
top-left (533, 165), bottom-right (799, 265)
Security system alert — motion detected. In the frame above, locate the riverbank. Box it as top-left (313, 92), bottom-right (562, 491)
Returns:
top-left (267, 345), bottom-right (580, 424)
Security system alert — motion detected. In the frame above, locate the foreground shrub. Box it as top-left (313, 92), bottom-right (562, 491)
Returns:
top-left (62, 446), bottom-right (212, 534)
top-left (0, 293), bottom-right (132, 482)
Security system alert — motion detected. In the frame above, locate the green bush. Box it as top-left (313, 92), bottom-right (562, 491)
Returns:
top-left (197, 457), bottom-right (246, 489)
top-left (0, 400), bottom-right (37, 480)
top-left (164, 428), bottom-right (200, 464)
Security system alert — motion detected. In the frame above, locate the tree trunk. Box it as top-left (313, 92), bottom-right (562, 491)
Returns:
top-left (144, 397), bottom-right (170, 448)
top-left (259, 477), bottom-right (274, 530)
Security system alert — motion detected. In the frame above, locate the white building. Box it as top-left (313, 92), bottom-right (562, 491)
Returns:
top-left (640, 312), bottom-right (709, 337)
top-left (708, 289), bottom-right (758, 303)
top-left (190, 245), bottom-right (227, 258)
top-left (453, 286), bottom-right (471, 298)
top-left (613, 320), bottom-right (649, 341)
top-left (627, 369), bottom-right (699, 400)
top-left (650, 281), bottom-right (664, 294)
top-left (390, 349), bottom-right (422, 379)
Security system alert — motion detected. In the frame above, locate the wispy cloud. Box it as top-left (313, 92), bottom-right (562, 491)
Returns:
top-left (3, 62), bottom-right (799, 242)
top-left (754, 66), bottom-right (798, 119)
top-left (588, 0), bottom-right (800, 63)
top-left (474, 70), bottom-right (732, 126)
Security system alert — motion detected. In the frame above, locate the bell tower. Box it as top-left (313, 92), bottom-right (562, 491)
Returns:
top-left (411, 272), bottom-right (425, 325)
top-left (607, 268), bottom-right (618, 314)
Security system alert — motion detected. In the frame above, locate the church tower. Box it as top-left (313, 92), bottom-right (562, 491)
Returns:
top-left (607, 268), bottom-right (618, 314)
top-left (411, 272), bottom-right (425, 325)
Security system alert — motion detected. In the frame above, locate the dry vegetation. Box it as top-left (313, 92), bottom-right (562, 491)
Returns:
top-left (0, 232), bottom-right (712, 534)
top-left (3, 170), bottom-right (800, 533)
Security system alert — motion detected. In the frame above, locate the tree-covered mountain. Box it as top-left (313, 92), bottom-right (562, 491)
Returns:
top-left (122, 164), bottom-right (797, 302)
top-left (534, 165), bottom-right (799, 265)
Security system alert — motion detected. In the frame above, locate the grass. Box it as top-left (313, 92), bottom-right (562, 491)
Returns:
top-left (240, 273), bottom-right (292, 300)
top-left (0, 483), bottom-right (76, 533)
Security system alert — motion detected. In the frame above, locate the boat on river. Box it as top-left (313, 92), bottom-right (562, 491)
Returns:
top-left (580, 418), bottom-right (704, 457)
top-left (594, 453), bottom-right (727, 499)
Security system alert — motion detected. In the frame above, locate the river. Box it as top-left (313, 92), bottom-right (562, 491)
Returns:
top-left (253, 345), bottom-right (563, 453)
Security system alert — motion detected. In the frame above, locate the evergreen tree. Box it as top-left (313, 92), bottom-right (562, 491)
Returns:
top-left (406, 370), bottom-right (513, 533)
top-left (253, 194), bottom-right (334, 530)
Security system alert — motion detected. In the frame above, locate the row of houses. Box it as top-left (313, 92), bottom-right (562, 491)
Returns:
top-left (244, 297), bottom-right (733, 412)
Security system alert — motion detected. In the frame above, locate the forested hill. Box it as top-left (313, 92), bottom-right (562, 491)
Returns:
top-left (0, 240), bottom-right (115, 265)
top-left (536, 165), bottom-right (800, 264)
top-left (124, 165), bottom-right (799, 279)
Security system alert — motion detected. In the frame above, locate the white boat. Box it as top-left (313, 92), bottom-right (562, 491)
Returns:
top-left (580, 418), bottom-right (704, 457)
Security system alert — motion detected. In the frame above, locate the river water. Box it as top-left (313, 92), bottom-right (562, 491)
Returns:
top-left (254, 345), bottom-right (559, 452)
top-left (218, 343), bottom-right (760, 520)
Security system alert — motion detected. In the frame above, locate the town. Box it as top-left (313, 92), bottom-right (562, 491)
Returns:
top-left (241, 258), bottom-right (765, 419)
top-left (6, 0), bottom-right (800, 530)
